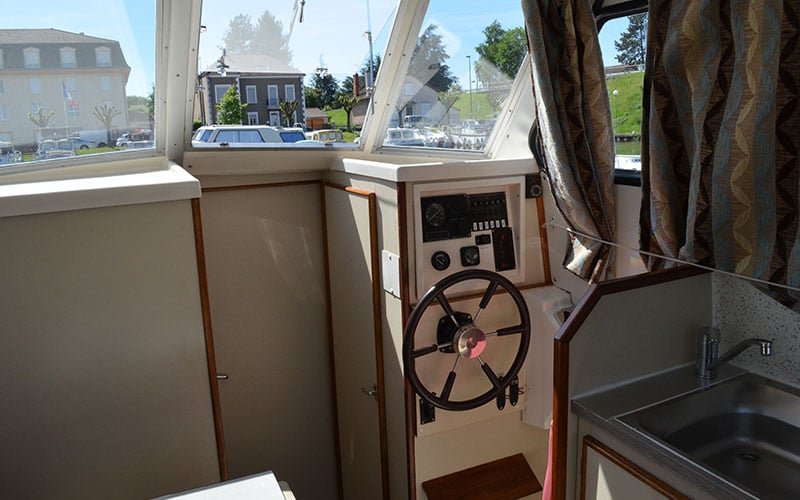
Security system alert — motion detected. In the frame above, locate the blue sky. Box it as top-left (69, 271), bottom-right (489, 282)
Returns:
top-left (2, 0), bottom-right (155, 96)
top-left (3, 1), bottom-right (623, 97)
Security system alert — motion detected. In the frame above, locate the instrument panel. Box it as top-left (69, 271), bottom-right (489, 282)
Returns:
top-left (412, 177), bottom-right (526, 301)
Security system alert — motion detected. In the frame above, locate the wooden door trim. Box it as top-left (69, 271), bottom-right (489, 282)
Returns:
top-left (323, 182), bottom-right (390, 500)
top-left (580, 435), bottom-right (688, 499)
top-left (191, 198), bottom-right (228, 481)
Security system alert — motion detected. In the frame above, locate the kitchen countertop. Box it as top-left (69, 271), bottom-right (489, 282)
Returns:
top-left (571, 364), bottom-right (757, 500)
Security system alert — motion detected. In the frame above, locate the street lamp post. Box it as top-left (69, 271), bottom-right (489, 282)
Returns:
top-left (467, 55), bottom-right (473, 117)
top-left (365, 0), bottom-right (375, 98)
top-left (612, 89), bottom-right (619, 131)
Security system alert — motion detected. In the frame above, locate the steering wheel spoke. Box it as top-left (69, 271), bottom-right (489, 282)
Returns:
top-left (435, 292), bottom-right (460, 328)
top-left (440, 370), bottom-right (457, 402)
top-left (411, 344), bottom-right (439, 358)
top-left (478, 357), bottom-right (502, 390)
top-left (496, 324), bottom-right (528, 336)
top-left (403, 269), bottom-right (531, 412)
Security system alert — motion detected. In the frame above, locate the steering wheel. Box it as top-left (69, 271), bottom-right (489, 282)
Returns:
top-left (403, 269), bottom-right (531, 411)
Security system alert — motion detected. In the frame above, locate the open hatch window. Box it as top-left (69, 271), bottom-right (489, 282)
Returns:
top-left (384, 3), bottom-right (526, 152)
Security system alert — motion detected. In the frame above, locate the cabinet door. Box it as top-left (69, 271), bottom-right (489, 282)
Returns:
top-left (581, 436), bottom-right (687, 500)
top-left (325, 185), bottom-right (388, 500)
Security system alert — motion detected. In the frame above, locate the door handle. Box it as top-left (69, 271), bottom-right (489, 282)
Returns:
top-left (216, 373), bottom-right (229, 380)
top-left (361, 383), bottom-right (378, 401)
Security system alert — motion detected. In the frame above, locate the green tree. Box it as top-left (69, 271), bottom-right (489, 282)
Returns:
top-left (311, 73), bottom-right (339, 108)
top-left (614, 14), bottom-right (647, 66)
top-left (216, 86), bottom-right (246, 124)
top-left (409, 24), bottom-right (457, 93)
top-left (222, 14), bottom-right (256, 53)
top-left (437, 84), bottom-right (462, 126)
top-left (28, 106), bottom-right (54, 128)
top-left (222, 10), bottom-right (293, 64)
top-left (279, 99), bottom-right (299, 127)
top-left (337, 94), bottom-right (359, 131)
top-left (475, 21), bottom-right (526, 88)
top-left (92, 103), bottom-right (122, 147)
top-left (127, 95), bottom-right (149, 115)
top-left (305, 86), bottom-right (323, 109)
top-left (28, 106), bottom-right (54, 141)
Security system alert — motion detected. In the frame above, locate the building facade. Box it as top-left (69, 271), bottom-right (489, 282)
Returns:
top-left (198, 53), bottom-right (305, 128)
top-left (0, 29), bottom-right (130, 148)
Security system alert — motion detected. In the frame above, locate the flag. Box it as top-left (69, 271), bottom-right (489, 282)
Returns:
top-left (62, 81), bottom-right (78, 110)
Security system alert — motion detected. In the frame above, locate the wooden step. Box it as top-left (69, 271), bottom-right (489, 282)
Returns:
top-left (422, 453), bottom-right (542, 500)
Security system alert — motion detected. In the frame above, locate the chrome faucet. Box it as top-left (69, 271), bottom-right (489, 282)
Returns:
top-left (695, 328), bottom-right (773, 379)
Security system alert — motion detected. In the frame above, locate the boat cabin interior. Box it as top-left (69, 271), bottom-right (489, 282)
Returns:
top-left (1, 0), bottom-right (799, 498)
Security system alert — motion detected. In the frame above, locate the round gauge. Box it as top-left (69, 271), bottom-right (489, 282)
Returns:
top-left (460, 246), bottom-right (480, 267)
top-left (424, 202), bottom-right (447, 228)
top-left (431, 251), bottom-right (451, 271)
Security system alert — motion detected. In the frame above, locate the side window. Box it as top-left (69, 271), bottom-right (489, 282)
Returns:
top-left (60, 47), bottom-right (77, 68)
top-left (599, 12), bottom-right (647, 174)
top-left (267, 85), bottom-right (279, 108)
top-left (214, 84), bottom-right (231, 103)
top-left (29, 78), bottom-right (42, 95)
top-left (268, 110), bottom-right (281, 126)
top-left (24, 47), bottom-right (41, 68)
top-left (245, 85), bottom-right (257, 104)
top-left (95, 47), bottom-right (112, 67)
top-left (2, 3), bottom-right (155, 165)
top-left (100, 76), bottom-right (112, 92)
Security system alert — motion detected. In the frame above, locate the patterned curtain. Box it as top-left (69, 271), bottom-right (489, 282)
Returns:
top-left (523, 0), bottom-right (616, 281)
top-left (641, 0), bottom-right (800, 298)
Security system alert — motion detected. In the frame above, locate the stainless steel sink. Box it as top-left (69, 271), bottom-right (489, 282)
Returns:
top-left (619, 373), bottom-right (800, 499)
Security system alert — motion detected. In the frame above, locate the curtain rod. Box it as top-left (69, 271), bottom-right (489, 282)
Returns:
top-left (545, 218), bottom-right (800, 294)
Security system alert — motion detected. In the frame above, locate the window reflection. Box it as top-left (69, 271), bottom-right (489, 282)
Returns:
top-left (385, 5), bottom-right (525, 151)
top-left (196, 0), bottom-right (397, 146)
top-left (0, 1), bottom-right (156, 165)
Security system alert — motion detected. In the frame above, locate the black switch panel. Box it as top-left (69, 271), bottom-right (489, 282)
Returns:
top-left (492, 227), bottom-right (516, 271)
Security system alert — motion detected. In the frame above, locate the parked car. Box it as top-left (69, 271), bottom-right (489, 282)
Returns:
top-left (36, 139), bottom-right (76, 160)
top-left (116, 129), bottom-right (154, 149)
top-left (68, 137), bottom-right (97, 150)
top-left (191, 125), bottom-right (308, 147)
top-left (306, 129), bottom-right (345, 144)
top-left (0, 141), bottom-right (22, 165)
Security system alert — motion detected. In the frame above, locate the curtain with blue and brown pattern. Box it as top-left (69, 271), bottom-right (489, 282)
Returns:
top-left (641, 0), bottom-right (800, 302)
top-left (523, 0), bottom-right (617, 281)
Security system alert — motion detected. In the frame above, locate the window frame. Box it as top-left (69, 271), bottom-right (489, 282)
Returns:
top-left (284, 84), bottom-right (295, 103)
top-left (595, 0), bottom-right (648, 187)
top-left (214, 84), bottom-right (231, 104)
top-left (23, 47), bottom-right (40, 69)
top-left (267, 85), bottom-right (279, 108)
top-left (0, 0), bottom-right (191, 182)
top-left (28, 78), bottom-right (42, 95)
top-left (60, 47), bottom-right (77, 68)
top-left (95, 46), bottom-right (112, 67)
top-left (245, 85), bottom-right (257, 104)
